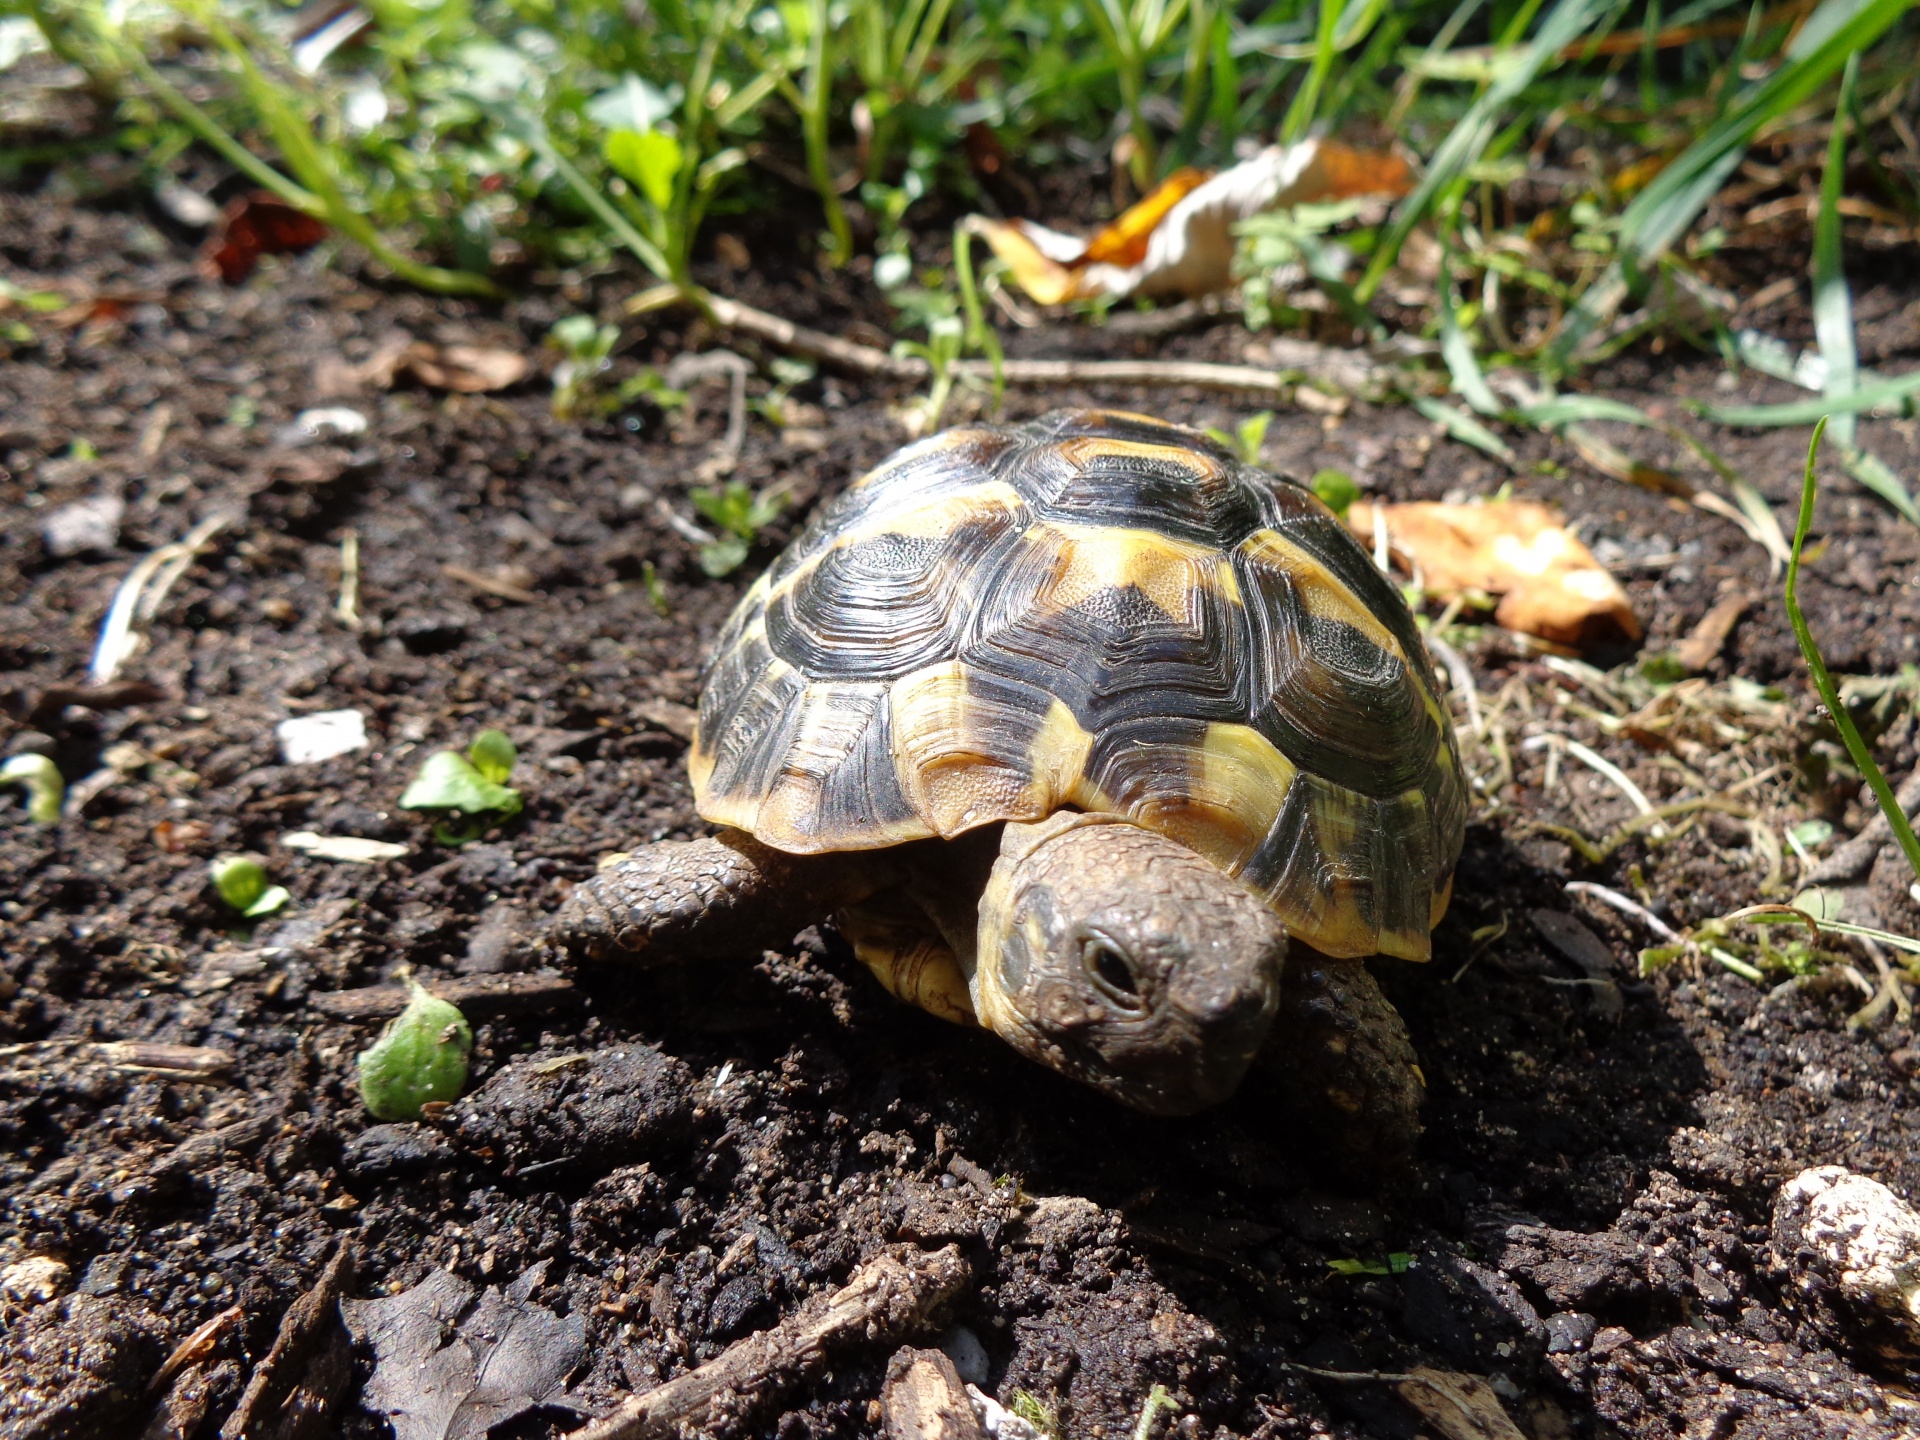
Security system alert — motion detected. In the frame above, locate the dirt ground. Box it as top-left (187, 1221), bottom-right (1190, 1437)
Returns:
top-left (5, 173), bottom-right (1920, 1440)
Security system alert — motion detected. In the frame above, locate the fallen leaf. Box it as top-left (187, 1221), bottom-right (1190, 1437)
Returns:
top-left (339, 1263), bottom-right (585, 1440)
top-left (970, 139), bottom-right (1411, 303)
top-left (201, 194), bottom-right (328, 285)
top-left (1347, 499), bottom-right (1640, 648)
top-left (1675, 592), bottom-right (1749, 672)
top-left (398, 342), bottom-right (529, 393)
top-left (281, 832), bottom-right (410, 864)
top-left (1396, 1368), bottom-right (1528, 1440)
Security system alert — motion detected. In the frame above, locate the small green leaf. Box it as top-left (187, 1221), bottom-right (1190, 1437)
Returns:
top-left (1789, 819), bottom-right (1834, 850)
top-left (211, 855), bottom-right (288, 918)
top-left (1639, 651), bottom-right (1689, 686)
top-left (398, 750), bottom-right (524, 817)
top-left (0, 754), bottom-right (64, 824)
top-left (698, 535), bottom-right (750, 578)
top-left (1310, 469), bottom-right (1360, 518)
top-left (356, 981), bottom-right (472, 1120)
top-left (605, 127), bottom-right (682, 211)
top-left (467, 729), bottom-right (517, 786)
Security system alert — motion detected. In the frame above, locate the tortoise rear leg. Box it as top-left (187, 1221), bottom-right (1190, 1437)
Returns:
top-left (554, 830), bottom-right (896, 966)
top-left (1254, 953), bottom-right (1424, 1163)
top-left (837, 891), bottom-right (979, 1028)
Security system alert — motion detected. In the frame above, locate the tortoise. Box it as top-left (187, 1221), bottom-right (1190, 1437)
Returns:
top-left (555, 410), bottom-right (1466, 1144)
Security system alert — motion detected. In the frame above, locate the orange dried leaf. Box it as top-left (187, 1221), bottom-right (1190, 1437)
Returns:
top-left (969, 139), bottom-right (1413, 305)
top-left (200, 193), bottom-right (328, 285)
top-left (398, 342), bottom-right (529, 393)
top-left (1081, 167), bottom-right (1213, 268)
top-left (1348, 500), bottom-right (1640, 648)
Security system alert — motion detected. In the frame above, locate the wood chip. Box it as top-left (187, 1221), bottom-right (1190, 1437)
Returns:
top-left (883, 1348), bottom-right (987, 1440)
top-left (1395, 1368), bottom-right (1528, 1440)
top-left (219, 1244), bottom-right (355, 1440)
top-left (96, 1041), bottom-right (236, 1079)
top-left (1675, 592), bottom-right (1750, 672)
top-left (636, 700), bottom-right (699, 742)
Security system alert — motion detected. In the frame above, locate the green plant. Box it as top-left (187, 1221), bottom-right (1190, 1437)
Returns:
top-left (1786, 420), bottom-right (1920, 886)
top-left (356, 980), bottom-right (472, 1120)
top-left (548, 314), bottom-right (620, 419)
top-left (0, 754), bottom-right (64, 824)
top-left (210, 854), bottom-right (290, 918)
top-left (692, 481), bottom-right (787, 577)
top-left (398, 729), bottom-right (525, 843)
top-left (1204, 411), bottom-right (1272, 465)
top-left (1310, 468), bottom-right (1361, 518)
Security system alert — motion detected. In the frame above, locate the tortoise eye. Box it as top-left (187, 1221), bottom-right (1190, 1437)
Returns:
top-left (1082, 935), bottom-right (1144, 1009)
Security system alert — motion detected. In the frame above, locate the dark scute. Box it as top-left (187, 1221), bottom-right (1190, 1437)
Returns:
top-left (1004, 419), bottom-right (1267, 547)
top-left (962, 534), bottom-right (1248, 732)
top-left (798, 685), bottom-right (921, 837)
top-left (1244, 598), bottom-right (1436, 799)
top-left (1273, 510), bottom-right (1431, 668)
top-left (451, 1044), bottom-right (694, 1173)
top-left (699, 661), bottom-right (807, 807)
top-left (767, 509), bottom-right (1023, 682)
top-left (1080, 715), bottom-right (1208, 816)
top-left (1240, 771), bottom-right (1371, 931)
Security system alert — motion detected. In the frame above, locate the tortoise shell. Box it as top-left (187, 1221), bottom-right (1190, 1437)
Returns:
top-left (689, 410), bottom-right (1466, 962)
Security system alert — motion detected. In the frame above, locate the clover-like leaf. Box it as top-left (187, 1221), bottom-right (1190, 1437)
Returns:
top-left (210, 854), bottom-right (291, 918)
top-left (399, 749), bottom-right (523, 817)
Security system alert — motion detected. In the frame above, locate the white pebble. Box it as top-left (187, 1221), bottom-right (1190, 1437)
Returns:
top-left (277, 709), bottom-right (368, 764)
top-left (1775, 1165), bottom-right (1920, 1356)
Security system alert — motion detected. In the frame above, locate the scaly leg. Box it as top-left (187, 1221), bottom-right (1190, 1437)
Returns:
top-left (1253, 953), bottom-right (1424, 1162)
top-left (553, 829), bottom-right (895, 966)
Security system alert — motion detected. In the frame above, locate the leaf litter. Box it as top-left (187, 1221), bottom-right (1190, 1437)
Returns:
top-left (340, 1261), bottom-right (586, 1440)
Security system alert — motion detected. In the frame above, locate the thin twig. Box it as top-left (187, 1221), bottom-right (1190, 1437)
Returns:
top-left (671, 292), bottom-right (1378, 397)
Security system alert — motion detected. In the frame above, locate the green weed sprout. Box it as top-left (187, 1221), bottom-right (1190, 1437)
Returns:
top-left (210, 855), bottom-right (290, 918)
top-left (399, 730), bottom-right (524, 843)
top-left (548, 315), bottom-right (620, 419)
top-left (1, 754), bottom-right (64, 824)
top-left (357, 981), bottom-right (472, 1120)
top-left (1788, 420), bottom-right (1920, 886)
top-left (1204, 412), bottom-right (1272, 466)
top-left (692, 482), bottom-right (787, 577)
top-left (1310, 469), bottom-right (1361, 520)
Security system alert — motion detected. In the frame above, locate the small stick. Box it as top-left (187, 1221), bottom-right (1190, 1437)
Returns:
top-left (575, 1246), bottom-right (972, 1440)
top-left (441, 563), bottom-right (537, 604)
top-left (683, 293), bottom-right (1369, 397)
top-left (307, 971), bottom-right (577, 1022)
top-left (335, 530), bottom-right (362, 630)
top-left (1564, 880), bottom-right (1683, 944)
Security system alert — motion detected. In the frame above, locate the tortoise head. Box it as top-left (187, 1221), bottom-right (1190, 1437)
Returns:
top-left (972, 813), bottom-right (1285, 1115)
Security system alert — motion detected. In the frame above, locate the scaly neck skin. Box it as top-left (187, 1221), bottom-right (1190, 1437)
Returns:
top-left (971, 812), bottom-right (1287, 1116)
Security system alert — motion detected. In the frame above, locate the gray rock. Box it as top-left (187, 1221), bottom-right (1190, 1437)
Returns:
top-left (345, 1123), bottom-right (457, 1180)
top-left (1773, 1164), bottom-right (1920, 1362)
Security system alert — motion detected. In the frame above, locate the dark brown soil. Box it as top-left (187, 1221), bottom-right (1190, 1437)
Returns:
top-left (5, 178), bottom-right (1920, 1440)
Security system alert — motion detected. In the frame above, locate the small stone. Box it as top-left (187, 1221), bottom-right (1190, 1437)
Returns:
top-left (1544, 1311), bottom-right (1597, 1354)
top-left (451, 1044), bottom-right (694, 1172)
top-left (939, 1324), bottom-right (990, 1386)
top-left (41, 495), bottom-right (124, 557)
top-left (0, 1256), bottom-right (70, 1306)
top-left (1773, 1164), bottom-right (1920, 1361)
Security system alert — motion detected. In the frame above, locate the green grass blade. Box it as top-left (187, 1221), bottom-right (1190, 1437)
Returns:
top-left (1814, 52), bottom-right (1860, 448)
top-left (1414, 395), bottom-right (1516, 463)
top-left (498, 108), bottom-right (675, 286)
top-left (1839, 446), bottom-right (1920, 527)
top-left (1694, 367), bottom-right (1920, 426)
top-left (1786, 419), bottom-right (1920, 884)
top-left (1358, 0), bottom-right (1610, 303)
top-left (1547, 0), bottom-right (1911, 368)
top-left (1438, 252), bottom-right (1502, 415)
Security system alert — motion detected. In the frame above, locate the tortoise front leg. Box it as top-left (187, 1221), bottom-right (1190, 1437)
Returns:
top-left (554, 830), bottom-right (896, 966)
top-left (1255, 954), bottom-right (1424, 1163)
